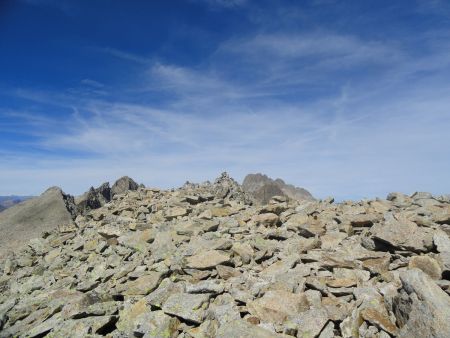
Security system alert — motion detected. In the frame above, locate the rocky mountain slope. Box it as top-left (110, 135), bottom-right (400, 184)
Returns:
top-left (0, 187), bottom-right (77, 258)
top-left (1, 173), bottom-right (450, 337)
top-left (0, 177), bottom-right (140, 258)
top-left (242, 173), bottom-right (314, 204)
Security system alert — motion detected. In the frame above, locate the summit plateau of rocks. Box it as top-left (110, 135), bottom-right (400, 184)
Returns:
top-left (1, 173), bottom-right (450, 337)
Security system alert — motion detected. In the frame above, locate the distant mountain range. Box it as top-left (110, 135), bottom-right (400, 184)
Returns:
top-left (0, 195), bottom-right (34, 212)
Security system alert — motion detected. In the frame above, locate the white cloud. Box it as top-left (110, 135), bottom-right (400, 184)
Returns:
top-left (2, 30), bottom-right (450, 200)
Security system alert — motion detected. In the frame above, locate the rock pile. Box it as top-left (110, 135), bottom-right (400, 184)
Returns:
top-left (1, 174), bottom-right (450, 337)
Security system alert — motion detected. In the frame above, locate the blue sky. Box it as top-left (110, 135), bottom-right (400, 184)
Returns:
top-left (1, 0), bottom-right (450, 200)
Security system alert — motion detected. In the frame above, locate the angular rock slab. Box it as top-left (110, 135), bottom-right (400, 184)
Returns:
top-left (185, 249), bottom-right (231, 270)
top-left (394, 269), bottom-right (450, 338)
top-left (216, 319), bottom-right (290, 338)
top-left (370, 213), bottom-right (433, 252)
top-left (162, 293), bottom-right (210, 324)
top-left (408, 255), bottom-right (442, 280)
top-left (119, 271), bottom-right (164, 296)
top-left (247, 290), bottom-right (309, 324)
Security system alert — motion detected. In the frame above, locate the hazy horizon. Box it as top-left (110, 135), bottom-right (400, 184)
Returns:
top-left (1, 0), bottom-right (450, 200)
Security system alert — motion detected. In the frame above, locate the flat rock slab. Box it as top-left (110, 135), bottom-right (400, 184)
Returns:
top-left (117, 229), bottom-right (154, 252)
top-left (247, 290), bottom-right (309, 324)
top-left (162, 293), bottom-right (210, 324)
top-left (119, 271), bottom-right (164, 295)
top-left (185, 249), bottom-right (231, 270)
top-left (216, 319), bottom-right (291, 338)
top-left (288, 307), bottom-right (329, 338)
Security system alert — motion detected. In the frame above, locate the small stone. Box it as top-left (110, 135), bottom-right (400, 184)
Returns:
top-left (186, 280), bottom-right (225, 294)
top-left (232, 242), bottom-right (254, 264)
top-left (251, 213), bottom-right (280, 227)
top-left (216, 265), bottom-right (241, 280)
top-left (360, 308), bottom-right (397, 335)
top-left (98, 226), bottom-right (121, 239)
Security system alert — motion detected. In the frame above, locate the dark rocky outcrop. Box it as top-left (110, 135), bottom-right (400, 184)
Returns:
top-left (242, 173), bottom-right (314, 204)
top-left (75, 182), bottom-right (111, 215)
top-left (75, 177), bottom-right (140, 215)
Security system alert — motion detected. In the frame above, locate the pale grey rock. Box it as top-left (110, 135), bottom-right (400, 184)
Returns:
top-left (318, 321), bottom-right (336, 338)
top-left (247, 290), bottom-right (309, 324)
top-left (162, 293), bottom-right (210, 324)
top-left (434, 230), bottom-right (450, 253)
top-left (287, 307), bottom-right (329, 338)
top-left (186, 280), bottom-right (225, 294)
top-left (394, 269), bottom-right (450, 338)
top-left (370, 213), bottom-right (433, 252)
top-left (135, 310), bottom-right (180, 338)
top-left (207, 293), bottom-right (241, 325)
top-left (408, 255), bottom-right (442, 279)
top-left (146, 278), bottom-right (185, 308)
top-left (216, 319), bottom-right (290, 338)
top-left (185, 249), bottom-right (231, 270)
top-left (118, 271), bottom-right (165, 295)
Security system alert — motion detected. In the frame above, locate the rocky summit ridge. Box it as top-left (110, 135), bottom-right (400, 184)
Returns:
top-left (1, 173), bottom-right (450, 337)
top-left (242, 173), bottom-right (314, 204)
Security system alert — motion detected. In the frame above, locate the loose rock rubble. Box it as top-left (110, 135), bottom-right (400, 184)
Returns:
top-left (1, 174), bottom-right (450, 337)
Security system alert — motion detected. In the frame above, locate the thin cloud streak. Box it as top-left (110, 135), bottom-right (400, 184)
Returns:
top-left (1, 29), bottom-right (450, 199)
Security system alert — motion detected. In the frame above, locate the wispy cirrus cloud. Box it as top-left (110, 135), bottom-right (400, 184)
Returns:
top-left (220, 33), bottom-right (401, 63)
top-left (94, 47), bottom-right (151, 65)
